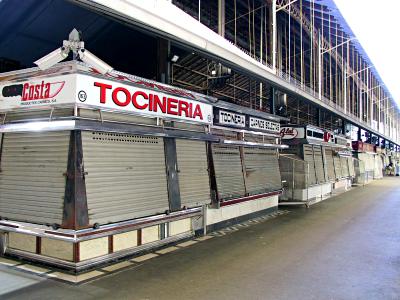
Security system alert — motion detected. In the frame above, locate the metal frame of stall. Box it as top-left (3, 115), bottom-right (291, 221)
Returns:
top-left (352, 141), bottom-right (381, 183)
top-left (278, 125), bottom-right (352, 207)
top-left (0, 61), bottom-right (286, 271)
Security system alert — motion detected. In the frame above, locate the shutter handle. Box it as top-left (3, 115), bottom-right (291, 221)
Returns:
top-left (80, 164), bottom-right (88, 179)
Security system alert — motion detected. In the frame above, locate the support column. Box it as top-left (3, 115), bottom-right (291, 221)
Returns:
top-left (218, 0), bottom-right (225, 37)
top-left (357, 127), bottom-right (362, 142)
top-left (271, 0), bottom-right (277, 70)
top-left (157, 38), bottom-right (171, 84)
top-left (343, 68), bottom-right (347, 114)
top-left (269, 86), bottom-right (276, 115)
top-left (317, 108), bottom-right (322, 127)
top-left (366, 131), bottom-right (372, 144)
top-left (342, 119), bottom-right (347, 136)
top-left (164, 138), bottom-right (181, 211)
top-left (62, 130), bottom-right (89, 230)
top-left (318, 32), bottom-right (322, 100)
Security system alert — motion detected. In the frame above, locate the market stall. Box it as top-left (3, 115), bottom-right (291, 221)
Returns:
top-left (0, 61), bottom-right (286, 270)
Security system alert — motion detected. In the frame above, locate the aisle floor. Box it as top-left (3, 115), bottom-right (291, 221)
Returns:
top-left (1, 177), bottom-right (399, 300)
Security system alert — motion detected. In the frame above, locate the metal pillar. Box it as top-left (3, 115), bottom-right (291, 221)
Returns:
top-left (317, 108), bottom-right (322, 127)
top-left (366, 131), bottom-right (372, 144)
top-left (164, 138), bottom-right (181, 211)
top-left (269, 86), bottom-right (276, 115)
top-left (343, 68), bottom-right (347, 114)
top-left (318, 32), bottom-right (322, 100)
top-left (342, 119), bottom-right (347, 136)
top-left (157, 38), bottom-right (171, 84)
top-left (218, 0), bottom-right (225, 37)
top-left (272, 0), bottom-right (277, 71)
top-left (62, 130), bottom-right (89, 230)
top-left (357, 127), bottom-right (362, 142)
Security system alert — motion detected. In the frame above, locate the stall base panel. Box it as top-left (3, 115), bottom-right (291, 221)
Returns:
top-left (206, 196), bottom-right (278, 227)
top-left (280, 182), bottom-right (332, 202)
top-left (113, 231), bottom-right (138, 252)
top-left (80, 237), bottom-right (109, 261)
top-left (142, 226), bottom-right (160, 245)
top-left (0, 217), bottom-right (194, 271)
top-left (169, 219), bottom-right (192, 236)
top-left (333, 179), bottom-right (352, 191)
top-left (41, 238), bottom-right (74, 261)
top-left (8, 232), bottom-right (36, 253)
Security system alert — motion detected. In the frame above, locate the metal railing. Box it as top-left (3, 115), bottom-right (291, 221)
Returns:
top-left (275, 69), bottom-right (399, 143)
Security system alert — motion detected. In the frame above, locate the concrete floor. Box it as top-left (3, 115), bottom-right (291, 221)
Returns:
top-left (1, 177), bottom-right (399, 300)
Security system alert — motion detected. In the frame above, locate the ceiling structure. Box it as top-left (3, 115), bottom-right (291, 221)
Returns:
top-left (0, 0), bottom-right (398, 147)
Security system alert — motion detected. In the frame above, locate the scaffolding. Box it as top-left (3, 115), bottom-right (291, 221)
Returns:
top-left (171, 0), bottom-right (400, 144)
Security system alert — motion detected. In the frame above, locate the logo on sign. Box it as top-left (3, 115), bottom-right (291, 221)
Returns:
top-left (280, 127), bottom-right (298, 139)
top-left (21, 81), bottom-right (65, 101)
top-left (78, 90), bottom-right (87, 102)
top-left (323, 132), bottom-right (332, 142)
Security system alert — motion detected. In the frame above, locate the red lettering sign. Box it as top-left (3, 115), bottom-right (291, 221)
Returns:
top-left (323, 132), bottom-right (331, 142)
top-left (93, 82), bottom-right (204, 121)
top-left (280, 127), bottom-right (298, 139)
top-left (21, 80), bottom-right (65, 101)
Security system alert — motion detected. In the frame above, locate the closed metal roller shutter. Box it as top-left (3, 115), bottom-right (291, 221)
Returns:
top-left (244, 134), bottom-right (276, 144)
top-left (340, 157), bottom-right (349, 177)
top-left (324, 147), bottom-right (336, 181)
top-left (211, 144), bottom-right (245, 200)
top-left (313, 145), bottom-right (325, 183)
top-left (366, 154), bottom-right (374, 171)
top-left (303, 145), bottom-right (316, 185)
top-left (82, 132), bottom-right (169, 224)
top-left (175, 139), bottom-right (211, 208)
top-left (211, 128), bottom-right (238, 140)
top-left (0, 131), bottom-right (69, 224)
top-left (348, 157), bottom-right (355, 177)
top-left (333, 154), bottom-right (342, 179)
top-left (5, 109), bottom-right (73, 122)
top-left (356, 153), bottom-right (376, 177)
top-left (243, 147), bottom-right (281, 195)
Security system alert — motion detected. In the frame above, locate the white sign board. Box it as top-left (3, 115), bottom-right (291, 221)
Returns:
top-left (280, 127), bottom-right (305, 139)
top-left (0, 74), bottom-right (76, 110)
top-left (0, 73), bottom-right (213, 125)
top-left (218, 110), bottom-right (245, 127)
top-left (76, 75), bottom-right (212, 124)
top-left (249, 117), bottom-right (280, 133)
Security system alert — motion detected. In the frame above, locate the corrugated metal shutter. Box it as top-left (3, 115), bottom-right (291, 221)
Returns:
top-left (244, 134), bottom-right (276, 144)
top-left (324, 147), bottom-right (336, 181)
top-left (313, 145), bottom-right (325, 183)
top-left (82, 131), bottom-right (169, 224)
top-left (333, 154), bottom-right (342, 179)
top-left (366, 154), bottom-right (374, 171)
top-left (340, 157), bottom-right (349, 177)
top-left (243, 147), bottom-right (281, 195)
top-left (348, 157), bottom-right (355, 177)
top-left (360, 154), bottom-right (368, 171)
top-left (0, 131), bottom-right (69, 224)
top-left (211, 144), bottom-right (245, 200)
top-left (175, 139), bottom-right (211, 208)
top-left (303, 145), bottom-right (316, 185)
top-left (354, 159), bottom-right (361, 176)
top-left (5, 109), bottom-right (73, 122)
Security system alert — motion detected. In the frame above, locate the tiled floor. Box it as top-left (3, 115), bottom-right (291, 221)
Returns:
top-left (2, 178), bottom-right (400, 299)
